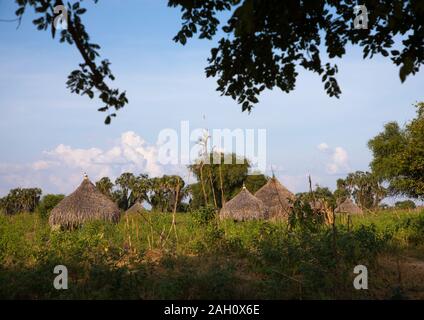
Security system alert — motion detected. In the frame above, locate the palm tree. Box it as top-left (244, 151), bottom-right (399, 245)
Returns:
top-left (95, 177), bottom-right (114, 199)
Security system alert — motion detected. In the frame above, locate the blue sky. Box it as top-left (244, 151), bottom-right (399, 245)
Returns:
top-left (0, 0), bottom-right (423, 201)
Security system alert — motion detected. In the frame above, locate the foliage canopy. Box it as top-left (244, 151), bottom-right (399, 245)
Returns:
top-left (13, 0), bottom-right (424, 122)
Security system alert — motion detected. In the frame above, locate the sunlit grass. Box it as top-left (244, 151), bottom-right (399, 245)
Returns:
top-left (1, 208), bottom-right (423, 299)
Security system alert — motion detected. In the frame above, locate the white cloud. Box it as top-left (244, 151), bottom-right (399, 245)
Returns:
top-left (317, 142), bottom-right (330, 152)
top-left (32, 160), bottom-right (58, 170)
top-left (0, 131), bottom-right (186, 195)
top-left (317, 143), bottom-right (350, 175)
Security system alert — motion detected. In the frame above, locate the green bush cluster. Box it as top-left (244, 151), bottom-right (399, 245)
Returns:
top-left (37, 194), bottom-right (65, 219)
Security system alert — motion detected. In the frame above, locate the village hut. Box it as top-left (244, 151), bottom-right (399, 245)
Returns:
top-left (335, 197), bottom-right (363, 215)
top-left (254, 176), bottom-right (295, 219)
top-left (49, 174), bottom-right (120, 229)
top-left (125, 201), bottom-right (146, 215)
top-left (220, 186), bottom-right (267, 221)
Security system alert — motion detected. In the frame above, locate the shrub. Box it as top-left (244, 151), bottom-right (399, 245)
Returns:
top-left (191, 205), bottom-right (216, 226)
top-left (38, 194), bottom-right (65, 218)
top-left (395, 200), bottom-right (416, 210)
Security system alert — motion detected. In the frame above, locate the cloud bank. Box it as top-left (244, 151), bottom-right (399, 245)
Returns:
top-left (0, 131), bottom-right (185, 195)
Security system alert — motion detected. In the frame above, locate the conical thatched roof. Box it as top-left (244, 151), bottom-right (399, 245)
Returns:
top-left (49, 175), bottom-right (120, 229)
top-left (335, 198), bottom-right (363, 214)
top-left (254, 177), bottom-right (295, 219)
top-left (220, 186), bottom-right (267, 221)
top-left (125, 201), bottom-right (145, 215)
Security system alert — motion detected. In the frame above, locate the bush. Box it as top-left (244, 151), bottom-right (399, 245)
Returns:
top-left (38, 194), bottom-right (65, 218)
top-left (395, 200), bottom-right (416, 210)
top-left (191, 205), bottom-right (216, 226)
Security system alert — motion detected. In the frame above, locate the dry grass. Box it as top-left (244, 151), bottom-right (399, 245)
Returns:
top-left (254, 177), bottom-right (295, 219)
top-left (375, 254), bottom-right (424, 299)
top-left (49, 178), bottom-right (120, 229)
top-left (220, 187), bottom-right (267, 221)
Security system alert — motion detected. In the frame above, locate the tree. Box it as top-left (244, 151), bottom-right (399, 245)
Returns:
top-left (368, 102), bottom-right (424, 199)
top-left (131, 173), bottom-right (150, 205)
top-left (342, 171), bottom-right (386, 210)
top-left (188, 152), bottom-right (268, 209)
top-left (113, 172), bottom-right (137, 210)
top-left (296, 185), bottom-right (336, 208)
top-left (334, 178), bottom-right (350, 203)
top-left (147, 175), bottom-right (187, 212)
top-left (95, 173), bottom-right (187, 212)
top-left (0, 187), bottom-right (42, 215)
top-left (13, 1), bottom-right (424, 122)
top-left (38, 194), bottom-right (65, 218)
top-left (244, 173), bottom-right (269, 194)
top-left (95, 177), bottom-right (114, 199)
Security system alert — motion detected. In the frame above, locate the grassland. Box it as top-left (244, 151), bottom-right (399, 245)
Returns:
top-left (1, 209), bottom-right (424, 299)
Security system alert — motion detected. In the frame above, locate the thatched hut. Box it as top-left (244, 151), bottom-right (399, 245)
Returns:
top-left (49, 175), bottom-right (120, 229)
top-left (335, 198), bottom-right (363, 215)
top-left (220, 186), bottom-right (267, 221)
top-left (125, 201), bottom-right (145, 215)
top-left (254, 176), bottom-right (295, 219)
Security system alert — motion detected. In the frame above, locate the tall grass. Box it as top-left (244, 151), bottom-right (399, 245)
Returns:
top-left (0, 209), bottom-right (423, 299)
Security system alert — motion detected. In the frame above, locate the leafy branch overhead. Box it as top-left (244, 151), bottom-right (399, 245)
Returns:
top-left (14, 0), bottom-right (424, 120)
top-left (15, 0), bottom-right (128, 124)
top-left (169, 0), bottom-right (424, 111)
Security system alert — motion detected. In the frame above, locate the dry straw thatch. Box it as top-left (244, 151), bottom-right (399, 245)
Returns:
top-left (49, 175), bottom-right (120, 229)
top-left (254, 177), bottom-right (295, 219)
top-left (220, 186), bottom-right (267, 221)
top-left (335, 197), bottom-right (363, 214)
top-left (125, 201), bottom-right (146, 215)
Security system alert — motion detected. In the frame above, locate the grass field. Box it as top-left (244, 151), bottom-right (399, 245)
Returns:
top-left (1, 209), bottom-right (424, 299)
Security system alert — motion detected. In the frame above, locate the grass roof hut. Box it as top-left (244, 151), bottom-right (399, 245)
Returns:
top-left (254, 176), bottom-right (295, 219)
top-left (49, 175), bottom-right (120, 229)
top-left (125, 201), bottom-right (146, 215)
top-left (335, 197), bottom-right (363, 215)
top-left (220, 186), bottom-right (267, 221)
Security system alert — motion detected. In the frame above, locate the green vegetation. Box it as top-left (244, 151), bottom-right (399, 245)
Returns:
top-left (369, 102), bottom-right (424, 199)
top-left (37, 194), bottom-right (65, 219)
top-left (13, 1), bottom-right (424, 122)
top-left (95, 173), bottom-right (187, 212)
top-left (0, 188), bottom-right (42, 215)
top-left (88, 153), bottom-right (268, 214)
top-left (1, 208), bottom-right (423, 299)
top-left (395, 200), bottom-right (416, 210)
top-left (189, 152), bottom-right (268, 209)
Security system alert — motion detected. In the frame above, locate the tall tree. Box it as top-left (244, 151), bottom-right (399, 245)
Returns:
top-left (368, 102), bottom-right (424, 199)
top-left (12, 1), bottom-right (424, 122)
top-left (147, 175), bottom-right (186, 212)
top-left (188, 152), bottom-right (268, 209)
top-left (334, 178), bottom-right (350, 203)
top-left (296, 185), bottom-right (336, 208)
top-left (38, 194), bottom-right (65, 218)
top-left (343, 171), bottom-right (386, 210)
top-left (131, 173), bottom-right (150, 204)
top-left (113, 172), bottom-right (137, 210)
top-left (0, 188), bottom-right (42, 215)
top-left (95, 177), bottom-right (114, 199)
